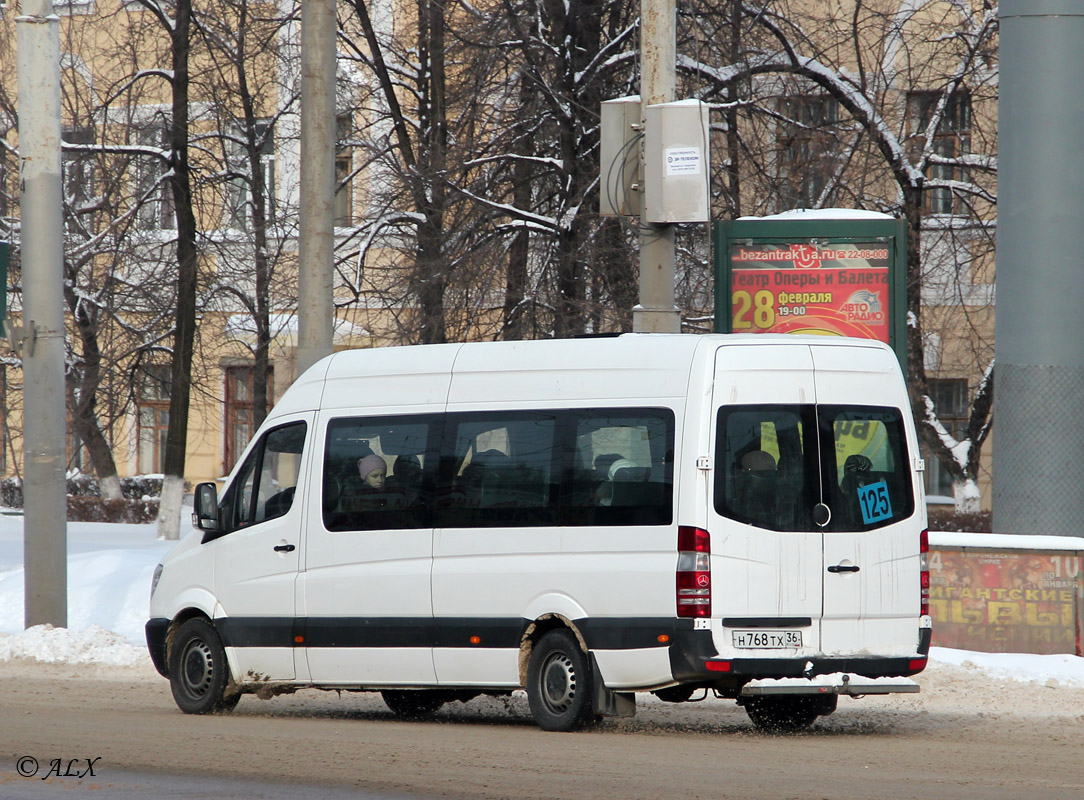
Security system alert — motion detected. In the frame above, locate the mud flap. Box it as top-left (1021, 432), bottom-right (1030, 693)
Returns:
top-left (589, 653), bottom-right (636, 717)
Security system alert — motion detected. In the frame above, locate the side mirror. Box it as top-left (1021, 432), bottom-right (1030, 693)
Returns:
top-left (193, 482), bottom-right (220, 532)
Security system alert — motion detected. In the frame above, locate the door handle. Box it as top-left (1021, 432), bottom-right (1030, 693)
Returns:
top-left (273, 543), bottom-right (296, 553)
top-left (828, 564), bottom-right (860, 573)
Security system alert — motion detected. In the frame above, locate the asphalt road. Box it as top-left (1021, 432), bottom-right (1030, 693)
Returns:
top-left (1, 660), bottom-right (1082, 799)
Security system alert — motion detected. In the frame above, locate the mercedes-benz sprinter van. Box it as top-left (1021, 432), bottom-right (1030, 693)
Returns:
top-left (147, 334), bottom-right (930, 731)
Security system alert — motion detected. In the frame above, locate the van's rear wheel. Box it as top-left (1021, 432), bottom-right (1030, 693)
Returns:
top-left (169, 618), bottom-right (238, 714)
top-left (743, 695), bottom-right (834, 733)
top-left (381, 690), bottom-right (446, 719)
top-left (526, 630), bottom-right (598, 732)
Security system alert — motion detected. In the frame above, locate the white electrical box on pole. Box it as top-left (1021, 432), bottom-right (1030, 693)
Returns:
top-left (643, 99), bottom-right (710, 224)
top-left (17, 0), bottom-right (68, 629)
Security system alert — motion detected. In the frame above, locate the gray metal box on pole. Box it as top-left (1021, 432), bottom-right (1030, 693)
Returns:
top-left (600, 96), bottom-right (642, 217)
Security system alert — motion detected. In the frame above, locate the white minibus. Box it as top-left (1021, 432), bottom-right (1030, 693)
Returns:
top-left (147, 334), bottom-right (930, 732)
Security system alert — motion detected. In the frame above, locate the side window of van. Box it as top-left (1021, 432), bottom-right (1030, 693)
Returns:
top-left (224, 421), bottom-right (308, 532)
top-left (562, 409), bottom-right (675, 526)
top-left (437, 412), bottom-right (559, 527)
top-left (322, 416), bottom-right (438, 532)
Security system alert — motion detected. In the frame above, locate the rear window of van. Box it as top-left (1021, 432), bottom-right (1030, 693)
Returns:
top-left (715, 404), bottom-right (914, 532)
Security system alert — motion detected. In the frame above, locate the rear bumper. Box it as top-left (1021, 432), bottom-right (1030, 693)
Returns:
top-left (668, 622), bottom-right (931, 686)
top-left (145, 618), bottom-right (170, 677)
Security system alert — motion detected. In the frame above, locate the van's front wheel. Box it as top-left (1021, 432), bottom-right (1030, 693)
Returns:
top-left (526, 630), bottom-right (598, 732)
top-left (169, 618), bottom-right (239, 714)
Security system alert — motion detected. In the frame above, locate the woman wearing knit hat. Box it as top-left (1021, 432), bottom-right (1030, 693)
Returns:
top-left (357, 453), bottom-right (387, 489)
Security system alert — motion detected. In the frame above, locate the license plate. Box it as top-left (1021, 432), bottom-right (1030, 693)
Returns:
top-left (731, 630), bottom-right (802, 649)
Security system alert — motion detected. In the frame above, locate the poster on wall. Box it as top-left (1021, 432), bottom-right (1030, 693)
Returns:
top-left (729, 241), bottom-right (891, 342)
top-left (928, 548), bottom-right (1084, 655)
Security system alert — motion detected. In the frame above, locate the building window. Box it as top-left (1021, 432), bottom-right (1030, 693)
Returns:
top-left (925, 378), bottom-right (968, 498)
top-left (334, 115), bottom-right (353, 228)
top-left (66, 427), bottom-right (90, 473)
top-left (777, 95), bottom-right (840, 209)
top-left (55, 0), bottom-right (94, 14)
top-left (137, 365), bottom-right (171, 474)
top-left (226, 120), bottom-right (275, 230)
top-left (908, 90), bottom-right (971, 215)
top-left (62, 125), bottom-right (95, 232)
top-left (134, 122), bottom-right (175, 230)
top-left (224, 365), bottom-right (273, 473)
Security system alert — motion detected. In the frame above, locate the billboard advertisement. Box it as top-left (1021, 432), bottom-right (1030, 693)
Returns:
top-left (729, 242), bottom-right (890, 341)
top-left (929, 548), bottom-right (1084, 655)
top-left (714, 216), bottom-right (907, 370)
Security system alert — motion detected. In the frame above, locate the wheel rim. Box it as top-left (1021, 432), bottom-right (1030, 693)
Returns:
top-left (180, 638), bottom-right (215, 699)
top-left (540, 651), bottom-right (578, 714)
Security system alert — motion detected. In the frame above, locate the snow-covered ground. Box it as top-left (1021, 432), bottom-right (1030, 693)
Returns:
top-left (1, 512), bottom-right (1082, 688)
top-left (0, 513), bottom-right (173, 666)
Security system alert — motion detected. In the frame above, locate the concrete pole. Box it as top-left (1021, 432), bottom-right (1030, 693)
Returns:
top-left (993, 0), bottom-right (1084, 536)
top-left (297, 0), bottom-right (336, 376)
top-left (633, 0), bottom-right (680, 333)
top-left (17, 0), bottom-right (67, 627)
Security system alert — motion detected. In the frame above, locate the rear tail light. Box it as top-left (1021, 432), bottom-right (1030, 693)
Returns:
top-left (920, 528), bottom-right (930, 617)
top-left (677, 525), bottom-right (711, 618)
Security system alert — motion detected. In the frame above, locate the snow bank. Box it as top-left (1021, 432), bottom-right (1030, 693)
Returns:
top-left (0, 623), bottom-right (147, 666)
top-left (930, 647), bottom-right (1084, 689)
top-left (0, 514), bottom-right (175, 664)
top-left (0, 544), bottom-right (173, 645)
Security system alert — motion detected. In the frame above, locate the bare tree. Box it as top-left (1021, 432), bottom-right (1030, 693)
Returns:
top-left (680, 0), bottom-right (998, 510)
top-left (117, 0), bottom-right (202, 539)
top-left (449, 0), bottom-right (642, 337)
top-left (340, 0), bottom-right (459, 344)
top-left (0, 3), bottom-right (188, 502)
top-left (198, 0), bottom-right (299, 435)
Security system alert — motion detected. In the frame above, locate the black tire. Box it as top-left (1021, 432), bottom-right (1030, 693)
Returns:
top-left (168, 618), bottom-right (238, 715)
top-left (381, 690), bottom-right (447, 719)
top-left (525, 629), bottom-right (597, 732)
top-left (744, 695), bottom-right (831, 733)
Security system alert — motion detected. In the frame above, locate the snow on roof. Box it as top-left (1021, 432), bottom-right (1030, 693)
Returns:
top-left (738, 208), bottom-right (895, 221)
top-left (225, 313), bottom-right (369, 346)
top-left (930, 531), bottom-right (1084, 552)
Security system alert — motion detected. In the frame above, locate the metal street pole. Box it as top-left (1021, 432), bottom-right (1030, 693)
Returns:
top-left (297, 0), bottom-right (336, 376)
top-left (993, 0), bottom-right (1084, 536)
top-left (17, 0), bottom-right (67, 628)
top-left (634, 0), bottom-right (680, 333)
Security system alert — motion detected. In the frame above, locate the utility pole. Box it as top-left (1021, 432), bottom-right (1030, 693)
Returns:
top-left (297, 0), bottom-right (336, 376)
top-left (634, 0), bottom-right (680, 333)
top-left (993, 0), bottom-right (1084, 536)
top-left (17, 0), bottom-right (67, 628)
